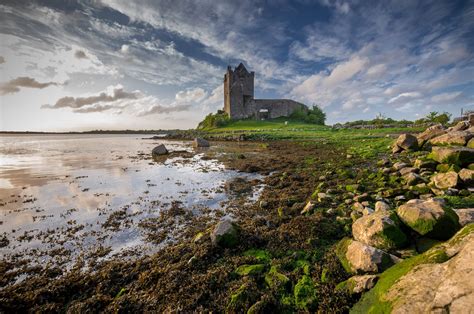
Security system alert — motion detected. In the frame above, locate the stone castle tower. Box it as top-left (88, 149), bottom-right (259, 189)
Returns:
top-left (223, 63), bottom-right (306, 120)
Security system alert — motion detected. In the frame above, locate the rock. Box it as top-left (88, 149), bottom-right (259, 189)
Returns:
top-left (152, 144), bottom-right (168, 156)
top-left (431, 171), bottom-right (459, 189)
top-left (414, 158), bottom-right (438, 170)
top-left (352, 224), bottom-right (474, 314)
top-left (363, 207), bottom-right (374, 215)
top-left (430, 131), bottom-right (473, 146)
top-left (458, 168), bottom-right (474, 183)
top-left (337, 275), bottom-right (379, 294)
top-left (352, 211), bottom-right (408, 250)
top-left (375, 201), bottom-right (391, 212)
top-left (394, 134), bottom-right (418, 151)
top-left (404, 173), bottom-right (424, 186)
top-left (430, 146), bottom-right (474, 165)
top-left (453, 208), bottom-right (474, 226)
top-left (392, 145), bottom-right (403, 154)
top-left (336, 238), bottom-right (396, 274)
top-left (193, 137), bottom-right (210, 147)
top-left (452, 120), bottom-right (471, 131)
top-left (467, 138), bottom-right (474, 149)
top-left (393, 162), bottom-right (408, 171)
top-left (211, 219), bottom-right (239, 248)
top-left (416, 123), bottom-right (447, 147)
top-left (399, 167), bottom-right (418, 176)
top-left (384, 230), bottom-right (474, 313)
top-left (396, 198), bottom-right (460, 240)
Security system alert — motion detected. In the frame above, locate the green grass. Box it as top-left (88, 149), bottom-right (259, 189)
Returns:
top-left (201, 119), bottom-right (424, 159)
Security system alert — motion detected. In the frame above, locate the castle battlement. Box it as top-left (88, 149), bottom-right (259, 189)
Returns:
top-left (223, 63), bottom-right (306, 120)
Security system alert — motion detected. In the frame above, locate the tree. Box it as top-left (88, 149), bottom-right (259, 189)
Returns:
top-left (422, 111), bottom-right (452, 126)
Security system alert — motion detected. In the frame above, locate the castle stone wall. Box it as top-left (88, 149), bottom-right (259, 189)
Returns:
top-left (248, 99), bottom-right (306, 119)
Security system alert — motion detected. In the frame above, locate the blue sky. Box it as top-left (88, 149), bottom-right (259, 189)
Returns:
top-left (0, 0), bottom-right (473, 131)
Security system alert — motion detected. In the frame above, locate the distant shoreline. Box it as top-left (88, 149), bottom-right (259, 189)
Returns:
top-left (0, 130), bottom-right (180, 135)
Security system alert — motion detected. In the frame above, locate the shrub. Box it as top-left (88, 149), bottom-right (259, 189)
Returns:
top-left (290, 105), bottom-right (326, 125)
top-left (197, 110), bottom-right (230, 129)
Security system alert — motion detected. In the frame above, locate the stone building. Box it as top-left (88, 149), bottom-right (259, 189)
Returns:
top-left (223, 63), bottom-right (307, 120)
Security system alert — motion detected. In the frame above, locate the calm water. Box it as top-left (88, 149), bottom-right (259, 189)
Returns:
top-left (0, 134), bottom-right (261, 274)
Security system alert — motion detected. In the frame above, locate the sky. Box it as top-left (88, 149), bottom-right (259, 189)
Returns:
top-left (0, 0), bottom-right (473, 131)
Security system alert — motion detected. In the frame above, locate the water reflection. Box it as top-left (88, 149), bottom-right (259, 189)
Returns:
top-left (0, 134), bottom-right (262, 276)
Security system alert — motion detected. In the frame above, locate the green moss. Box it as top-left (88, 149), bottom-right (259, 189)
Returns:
top-left (320, 268), bottom-right (330, 283)
top-left (351, 248), bottom-right (450, 313)
top-left (335, 280), bottom-right (348, 292)
top-left (294, 275), bottom-right (317, 310)
top-left (235, 264), bottom-right (266, 277)
top-left (335, 238), bottom-right (353, 274)
top-left (443, 195), bottom-right (474, 209)
top-left (227, 283), bottom-right (256, 312)
top-left (295, 260), bottom-right (311, 275)
top-left (265, 265), bottom-right (290, 292)
top-left (243, 249), bottom-right (271, 263)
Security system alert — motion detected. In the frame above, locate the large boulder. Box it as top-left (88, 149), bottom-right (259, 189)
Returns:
top-left (211, 219), bottom-right (239, 248)
top-left (430, 131), bottom-right (473, 146)
top-left (352, 225), bottom-right (474, 314)
top-left (352, 210), bottom-right (408, 250)
top-left (431, 171), bottom-right (459, 189)
top-left (336, 238), bottom-right (397, 274)
top-left (152, 144), bottom-right (168, 156)
top-left (193, 137), bottom-right (210, 148)
top-left (393, 134), bottom-right (418, 151)
top-left (396, 198), bottom-right (460, 240)
top-left (416, 123), bottom-right (447, 147)
top-left (430, 146), bottom-right (474, 166)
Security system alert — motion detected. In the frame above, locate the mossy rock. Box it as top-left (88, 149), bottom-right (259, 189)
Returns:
top-left (265, 265), bottom-right (290, 292)
top-left (351, 224), bottom-right (474, 313)
top-left (243, 249), bottom-right (271, 263)
top-left (227, 283), bottom-right (259, 312)
top-left (335, 238), bottom-right (353, 273)
top-left (396, 199), bottom-right (460, 240)
top-left (294, 275), bottom-right (317, 310)
top-left (235, 264), bottom-right (266, 277)
top-left (352, 211), bottom-right (408, 250)
top-left (430, 146), bottom-right (474, 166)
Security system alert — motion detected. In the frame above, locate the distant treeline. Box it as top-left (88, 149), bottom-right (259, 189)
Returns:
top-left (333, 111), bottom-right (453, 129)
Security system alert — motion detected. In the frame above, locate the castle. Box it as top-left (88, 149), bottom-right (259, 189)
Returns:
top-left (223, 63), bottom-right (307, 120)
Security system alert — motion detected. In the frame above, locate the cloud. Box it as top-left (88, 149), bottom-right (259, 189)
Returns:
top-left (0, 56), bottom-right (5, 64)
top-left (42, 85), bottom-right (138, 111)
top-left (74, 50), bottom-right (88, 59)
top-left (0, 76), bottom-right (59, 95)
top-left (137, 103), bottom-right (192, 116)
top-left (175, 88), bottom-right (207, 103)
top-left (431, 91), bottom-right (463, 103)
top-left (388, 92), bottom-right (423, 104)
top-left (318, 0), bottom-right (350, 14)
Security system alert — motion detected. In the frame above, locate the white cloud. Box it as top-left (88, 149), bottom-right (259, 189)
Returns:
top-left (388, 92), bottom-right (422, 104)
top-left (175, 88), bottom-right (207, 103)
top-left (431, 91), bottom-right (463, 103)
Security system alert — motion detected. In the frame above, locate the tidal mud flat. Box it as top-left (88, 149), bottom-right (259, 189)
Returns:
top-left (0, 135), bottom-right (265, 285)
